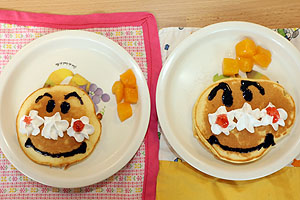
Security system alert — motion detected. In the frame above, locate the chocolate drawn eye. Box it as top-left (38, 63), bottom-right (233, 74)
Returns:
top-left (46, 100), bottom-right (55, 113)
top-left (240, 80), bottom-right (265, 101)
top-left (60, 101), bottom-right (70, 114)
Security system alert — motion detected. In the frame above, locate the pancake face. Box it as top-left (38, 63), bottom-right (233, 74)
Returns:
top-left (193, 78), bottom-right (296, 163)
top-left (16, 85), bottom-right (101, 168)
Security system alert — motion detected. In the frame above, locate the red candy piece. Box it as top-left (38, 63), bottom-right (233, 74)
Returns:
top-left (216, 114), bottom-right (229, 128)
top-left (266, 107), bottom-right (280, 123)
top-left (73, 120), bottom-right (85, 132)
top-left (24, 116), bottom-right (32, 125)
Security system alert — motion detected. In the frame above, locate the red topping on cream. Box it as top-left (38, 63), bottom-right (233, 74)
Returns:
top-left (216, 114), bottom-right (229, 128)
top-left (73, 120), bottom-right (85, 132)
top-left (23, 116), bottom-right (32, 125)
top-left (266, 107), bottom-right (280, 123)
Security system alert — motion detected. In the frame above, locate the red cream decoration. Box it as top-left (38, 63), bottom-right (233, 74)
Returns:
top-left (216, 114), bottom-right (229, 128)
top-left (23, 116), bottom-right (32, 125)
top-left (266, 107), bottom-right (280, 123)
top-left (73, 120), bottom-right (85, 132)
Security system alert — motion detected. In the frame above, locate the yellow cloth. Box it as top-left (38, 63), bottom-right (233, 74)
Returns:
top-left (156, 160), bottom-right (300, 200)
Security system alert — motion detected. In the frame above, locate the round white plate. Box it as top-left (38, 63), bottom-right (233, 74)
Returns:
top-left (156, 21), bottom-right (300, 180)
top-left (0, 30), bottom-right (150, 188)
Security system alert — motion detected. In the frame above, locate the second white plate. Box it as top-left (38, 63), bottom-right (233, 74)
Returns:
top-left (156, 21), bottom-right (300, 180)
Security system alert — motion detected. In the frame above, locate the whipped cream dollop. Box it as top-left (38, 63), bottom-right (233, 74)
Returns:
top-left (208, 102), bottom-right (288, 135)
top-left (260, 102), bottom-right (288, 131)
top-left (208, 106), bottom-right (236, 135)
top-left (67, 116), bottom-right (95, 142)
top-left (19, 110), bottom-right (44, 136)
top-left (41, 112), bottom-right (69, 140)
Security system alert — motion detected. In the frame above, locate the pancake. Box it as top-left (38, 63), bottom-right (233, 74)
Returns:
top-left (16, 85), bottom-right (101, 168)
top-left (192, 78), bottom-right (295, 163)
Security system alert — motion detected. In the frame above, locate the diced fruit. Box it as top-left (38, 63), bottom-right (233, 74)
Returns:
top-left (117, 102), bottom-right (132, 122)
top-left (256, 45), bottom-right (271, 57)
top-left (253, 46), bottom-right (272, 68)
top-left (112, 81), bottom-right (124, 103)
top-left (44, 68), bottom-right (74, 87)
top-left (120, 69), bottom-right (137, 88)
top-left (124, 87), bottom-right (138, 104)
top-left (235, 38), bottom-right (257, 58)
top-left (213, 73), bottom-right (230, 82)
top-left (222, 58), bottom-right (239, 76)
top-left (246, 70), bottom-right (269, 80)
top-left (253, 53), bottom-right (271, 68)
top-left (236, 57), bottom-right (254, 72)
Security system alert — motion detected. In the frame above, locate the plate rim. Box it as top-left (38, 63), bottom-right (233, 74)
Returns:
top-left (156, 21), bottom-right (300, 180)
top-left (0, 30), bottom-right (151, 188)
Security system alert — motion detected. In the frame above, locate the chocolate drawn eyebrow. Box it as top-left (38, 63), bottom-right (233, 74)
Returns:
top-left (35, 92), bottom-right (52, 103)
top-left (64, 91), bottom-right (83, 105)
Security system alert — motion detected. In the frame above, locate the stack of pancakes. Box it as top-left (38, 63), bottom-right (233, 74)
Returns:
top-left (192, 78), bottom-right (295, 163)
top-left (16, 85), bottom-right (101, 168)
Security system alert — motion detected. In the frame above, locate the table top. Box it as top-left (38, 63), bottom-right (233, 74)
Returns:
top-left (1, 0), bottom-right (300, 29)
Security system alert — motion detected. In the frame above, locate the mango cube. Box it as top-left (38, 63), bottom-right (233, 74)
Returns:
top-left (112, 81), bottom-right (124, 103)
top-left (237, 57), bottom-right (254, 72)
top-left (124, 87), bottom-right (138, 104)
top-left (222, 58), bottom-right (239, 76)
top-left (235, 38), bottom-right (257, 58)
top-left (117, 102), bottom-right (132, 122)
top-left (120, 69), bottom-right (137, 88)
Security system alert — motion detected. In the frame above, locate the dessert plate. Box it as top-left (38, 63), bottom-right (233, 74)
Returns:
top-left (156, 21), bottom-right (300, 180)
top-left (0, 30), bottom-right (150, 187)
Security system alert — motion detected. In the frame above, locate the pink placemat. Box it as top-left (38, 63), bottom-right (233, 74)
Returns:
top-left (0, 10), bottom-right (161, 200)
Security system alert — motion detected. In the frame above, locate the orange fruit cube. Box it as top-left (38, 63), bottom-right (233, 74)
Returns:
top-left (117, 102), bottom-right (132, 122)
top-left (124, 87), bottom-right (138, 104)
top-left (253, 53), bottom-right (271, 68)
top-left (112, 81), bottom-right (124, 103)
top-left (222, 58), bottom-right (239, 76)
top-left (235, 38), bottom-right (257, 58)
top-left (120, 69), bottom-right (137, 88)
top-left (236, 57), bottom-right (254, 72)
top-left (256, 45), bottom-right (271, 57)
top-left (253, 45), bottom-right (272, 68)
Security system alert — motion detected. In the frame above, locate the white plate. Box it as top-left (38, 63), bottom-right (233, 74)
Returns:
top-left (0, 30), bottom-right (150, 187)
top-left (156, 21), bottom-right (300, 180)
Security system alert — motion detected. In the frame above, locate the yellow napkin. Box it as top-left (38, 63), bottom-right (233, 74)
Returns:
top-left (156, 160), bottom-right (300, 200)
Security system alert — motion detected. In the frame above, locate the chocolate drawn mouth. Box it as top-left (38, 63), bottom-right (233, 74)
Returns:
top-left (25, 138), bottom-right (87, 158)
top-left (207, 133), bottom-right (275, 153)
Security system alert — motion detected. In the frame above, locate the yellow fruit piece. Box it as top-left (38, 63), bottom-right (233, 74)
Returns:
top-left (120, 69), bottom-right (137, 88)
top-left (253, 53), bottom-right (271, 68)
top-left (237, 57), bottom-right (254, 72)
top-left (235, 38), bottom-right (257, 58)
top-left (222, 58), bottom-right (239, 76)
top-left (253, 45), bottom-right (272, 68)
top-left (45, 68), bottom-right (74, 86)
top-left (112, 81), bottom-right (124, 103)
top-left (69, 73), bottom-right (90, 86)
top-left (256, 45), bottom-right (271, 57)
top-left (117, 102), bottom-right (132, 122)
top-left (124, 87), bottom-right (138, 104)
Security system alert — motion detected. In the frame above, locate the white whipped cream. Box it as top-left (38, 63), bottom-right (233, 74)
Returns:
top-left (19, 110), bottom-right (44, 136)
top-left (41, 112), bottom-right (69, 140)
top-left (208, 102), bottom-right (288, 135)
top-left (67, 116), bottom-right (95, 142)
top-left (208, 106), bottom-right (236, 135)
top-left (234, 102), bottom-right (262, 133)
top-left (260, 102), bottom-right (288, 131)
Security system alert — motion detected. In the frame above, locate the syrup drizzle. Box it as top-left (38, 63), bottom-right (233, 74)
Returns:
top-left (208, 82), bottom-right (233, 107)
top-left (207, 133), bottom-right (275, 153)
top-left (240, 80), bottom-right (265, 101)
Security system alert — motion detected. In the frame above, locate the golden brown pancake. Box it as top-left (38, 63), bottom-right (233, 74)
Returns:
top-left (193, 78), bottom-right (295, 163)
top-left (16, 85), bottom-right (101, 168)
